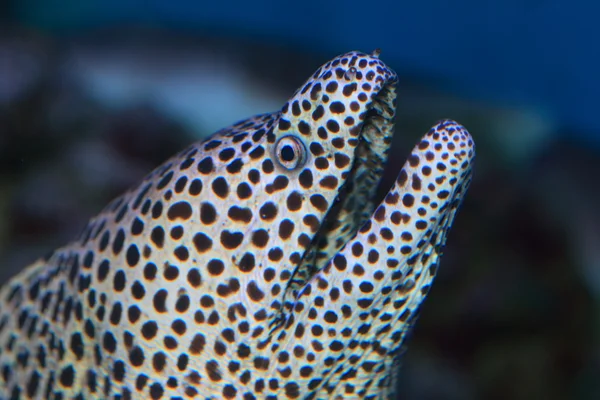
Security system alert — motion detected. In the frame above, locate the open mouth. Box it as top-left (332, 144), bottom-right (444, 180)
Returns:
top-left (286, 81), bottom-right (398, 297)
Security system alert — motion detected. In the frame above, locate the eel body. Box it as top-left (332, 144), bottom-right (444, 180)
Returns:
top-left (0, 50), bottom-right (474, 399)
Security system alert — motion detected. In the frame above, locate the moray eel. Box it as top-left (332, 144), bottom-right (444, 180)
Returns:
top-left (0, 50), bottom-right (474, 399)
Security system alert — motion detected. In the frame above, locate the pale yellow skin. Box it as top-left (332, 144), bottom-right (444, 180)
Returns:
top-left (0, 51), bottom-right (474, 399)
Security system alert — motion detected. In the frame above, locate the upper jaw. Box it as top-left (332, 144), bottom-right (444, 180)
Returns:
top-left (287, 77), bottom-right (399, 297)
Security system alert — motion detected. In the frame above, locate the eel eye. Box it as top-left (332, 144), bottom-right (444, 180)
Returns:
top-left (275, 135), bottom-right (307, 170)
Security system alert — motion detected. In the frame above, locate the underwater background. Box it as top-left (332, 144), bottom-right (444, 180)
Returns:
top-left (1, 1), bottom-right (598, 399)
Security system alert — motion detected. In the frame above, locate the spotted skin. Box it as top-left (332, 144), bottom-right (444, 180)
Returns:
top-left (0, 51), bottom-right (474, 399)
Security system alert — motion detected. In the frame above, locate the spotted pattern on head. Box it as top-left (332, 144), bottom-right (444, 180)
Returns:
top-left (0, 51), bottom-right (474, 399)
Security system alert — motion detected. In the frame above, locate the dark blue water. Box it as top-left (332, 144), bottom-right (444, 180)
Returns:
top-left (11, 0), bottom-right (600, 144)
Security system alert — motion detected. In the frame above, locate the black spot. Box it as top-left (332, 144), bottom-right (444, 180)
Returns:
top-left (131, 218), bottom-right (144, 235)
top-left (164, 264), bottom-right (180, 280)
top-left (193, 233), bottom-right (213, 254)
top-left (189, 334), bottom-right (206, 355)
top-left (26, 371), bottom-right (41, 397)
top-left (150, 226), bottom-right (165, 248)
top-left (408, 155), bottom-right (420, 167)
top-left (251, 230), bottom-right (269, 248)
top-left (150, 382), bottom-right (164, 399)
top-left (59, 365), bottom-right (75, 387)
top-left (220, 230), bottom-right (244, 249)
top-left (329, 340), bottom-right (344, 351)
top-left (69, 333), bottom-right (84, 360)
top-left (135, 374), bottom-right (148, 391)
top-left (112, 229), bottom-right (125, 255)
top-left (187, 268), bottom-right (202, 287)
top-left (68, 255), bottom-right (80, 285)
top-left (180, 157), bottom-right (194, 170)
top-left (309, 194), bottom-right (328, 211)
top-left (174, 246), bottom-right (189, 261)
top-left (129, 346), bottom-right (144, 367)
top-left (319, 175), bottom-right (338, 189)
top-left (126, 245), bottom-right (140, 267)
top-left (198, 157), bottom-right (214, 174)
top-left (315, 156), bottom-right (329, 169)
top-left (262, 159), bottom-right (274, 173)
top-left (156, 171), bottom-right (174, 190)
top-left (151, 201), bottom-right (163, 219)
top-left (259, 202), bottom-right (277, 221)
top-left (113, 360), bottom-right (125, 381)
top-left (175, 294), bottom-right (190, 313)
top-left (249, 146), bottom-right (265, 159)
top-left (359, 282), bottom-right (374, 293)
top-left (99, 231), bottom-right (110, 252)
top-left (233, 132), bottom-right (248, 143)
top-left (218, 148), bottom-right (236, 161)
top-left (204, 139), bottom-right (222, 151)
top-left (226, 159), bottom-right (244, 174)
top-left (278, 219), bottom-right (295, 240)
top-left (416, 220), bottom-right (427, 230)
top-left (312, 105), bottom-right (324, 120)
top-left (329, 101), bottom-right (345, 114)
top-left (131, 281), bottom-right (145, 299)
top-left (334, 153), bottom-right (350, 168)
top-left (331, 137), bottom-right (344, 149)
top-left (238, 253), bottom-right (256, 273)
top-left (325, 81), bottom-right (338, 93)
top-left (298, 121), bottom-right (310, 135)
top-left (309, 82), bottom-right (322, 101)
top-left (167, 201), bottom-right (193, 221)
top-left (299, 169), bottom-right (313, 188)
top-left (272, 176), bottom-right (289, 192)
top-left (133, 183), bottom-right (152, 210)
top-left (438, 190), bottom-right (450, 199)
top-left (115, 204), bottom-right (128, 223)
top-left (212, 177), bottom-right (229, 199)
top-left (153, 290), bottom-right (168, 313)
top-left (177, 354), bottom-right (189, 371)
top-left (200, 202), bottom-right (217, 225)
top-left (252, 129), bottom-right (266, 142)
top-left (333, 254), bottom-right (347, 271)
top-left (268, 248), bottom-right (283, 261)
top-left (97, 260), bottom-right (110, 282)
top-left (174, 176), bottom-right (188, 193)
top-left (227, 206), bottom-right (253, 223)
top-left (103, 331), bottom-right (117, 353)
top-left (317, 126), bottom-right (328, 139)
top-left (188, 179), bottom-right (203, 196)
top-left (248, 169), bottom-right (260, 184)
top-left (368, 250), bottom-right (379, 263)
top-left (142, 321), bottom-right (158, 339)
top-left (237, 182), bottom-right (252, 199)
top-left (207, 259), bottom-right (225, 276)
top-left (171, 319), bottom-right (186, 335)
top-left (28, 280), bottom-right (41, 300)
top-left (278, 119), bottom-right (291, 130)
top-left (342, 83), bottom-right (357, 96)
top-left (291, 101), bottom-right (301, 116)
top-left (113, 270), bottom-right (126, 292)
top-left (170, 226), bottom-right (183, 240)
top-left (309, 142), bottom-right (324, 156)
top-left (284, 192), bottom-right (304, 212)
top-left (141, 199), bottom-right (151, 215)
top-left (246, 281), bottom-right (264, 302)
